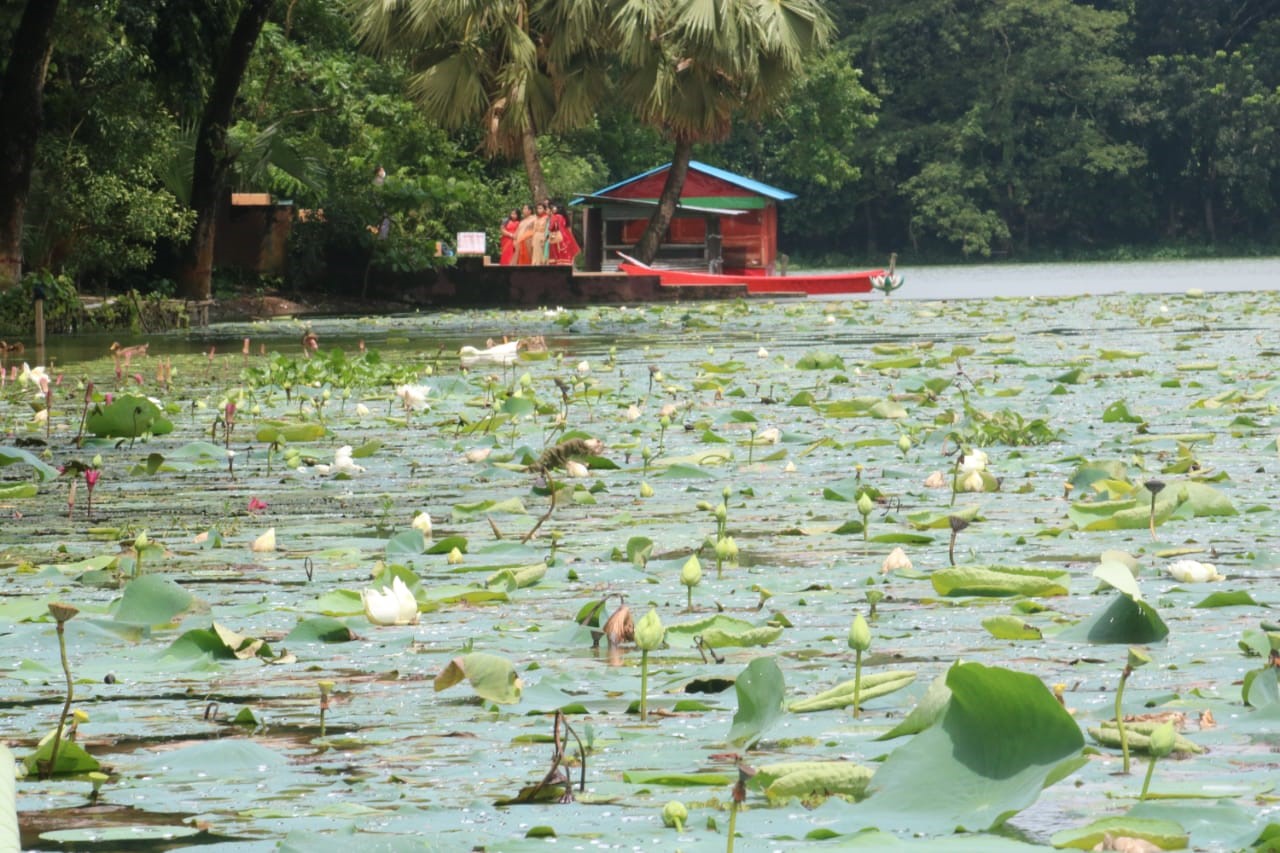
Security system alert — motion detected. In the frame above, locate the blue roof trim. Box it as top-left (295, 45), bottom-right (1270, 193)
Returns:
top-left (581, 160), bottom-right (795, 202)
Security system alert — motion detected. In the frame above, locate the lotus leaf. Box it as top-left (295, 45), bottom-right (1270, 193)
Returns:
top-left (931, 566), bottom-right (1069, 597)
top-left (1049, 816), bottom-right (1188, 850)
top-left (727, 656), bottom-right (786, 747)
top-left (852, 662), bottom-right (1085, 833)
top-left (86, 394), bottom-right (173, 437)
top-left (0, 445), bottom-right (59, 480)
top-left (434, 652), bottom-right (522, 704)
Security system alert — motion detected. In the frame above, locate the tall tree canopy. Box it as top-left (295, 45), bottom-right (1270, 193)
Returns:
top-left (350, 0), bottom-right (611, 204)
top-left (613, 0), bottom-right (834, 263)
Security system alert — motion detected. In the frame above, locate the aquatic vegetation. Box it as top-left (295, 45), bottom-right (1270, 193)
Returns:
top-left (3, 289), bottom-right (1280, 849)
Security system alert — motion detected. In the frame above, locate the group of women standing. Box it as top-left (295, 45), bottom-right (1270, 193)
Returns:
top-left (498, 200), bottom-right (581, 266)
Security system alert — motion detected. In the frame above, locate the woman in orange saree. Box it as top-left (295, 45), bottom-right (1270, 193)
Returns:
top-left (514, 204), bottom-right (536, 264)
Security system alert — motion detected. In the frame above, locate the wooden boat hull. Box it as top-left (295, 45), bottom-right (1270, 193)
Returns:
top-left (617, 255), bottom-right (880, 296)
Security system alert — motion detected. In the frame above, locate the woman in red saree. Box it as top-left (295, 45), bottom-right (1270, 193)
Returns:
top-left (498, 209), bottom-right (519, 265)
top-left (547, 202), bottom-right (580, 266)
top-left (514, 204), bottom-right (536, 264)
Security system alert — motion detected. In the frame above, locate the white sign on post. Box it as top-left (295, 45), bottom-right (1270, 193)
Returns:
top-left (456, 232), bottom-right (486, 255)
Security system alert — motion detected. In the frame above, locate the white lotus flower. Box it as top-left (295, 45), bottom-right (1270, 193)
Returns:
top-left (362, 576), bottom-right (419, 626)
top-left (251, 528), bottom-right (276, 552)
top-left (626, 404), bottom-right (642, 422)
top-left (464, 447), bottom-right (492, 463)
top-left (960, 450), bottom-right (988, 472)
top-left (923, 470), bottom-right (949, 489)
top-left (758, 347), bottom-right (769, 358)
top-left (1165, 559), bottom-right (1224, 583)
top-left (824, 314), bottom-right (836, 325)
top-left (18, 363), bottom-right (48, 387)
top-left (783, 460), bottom-right (796, 473)
top-left (576, 360), bottom-right (591, 374)
top-left (659, 403), bottom-right (678, 419)
top-left (756, 427), bottom-right (781, 444)
top-left (412, 512), bottom-right (433, 538)
top-left (882, 547), bottom-right (913, 574)
top-left (565, 459), bottom-right (590, 478)
top-left (355, 403), bottom-right (370, 418)
top-left (332, 446), bottom-right (365, 475)
top-left (962, 468), bottom-right (985, 492)
top-left (396, 384), bottom-right (432, 412)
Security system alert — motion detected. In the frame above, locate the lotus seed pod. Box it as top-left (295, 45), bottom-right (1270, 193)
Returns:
top-left (849, 614), bottom-right (872, 653)
top-left (1127, 647), bottom-right (1152, 670)
top-left (48, 602), bottom-right (79, 623)
top-left (635, 607), bottom-right (665, 651)
top-left (681, 555), bottom-right (702, 588)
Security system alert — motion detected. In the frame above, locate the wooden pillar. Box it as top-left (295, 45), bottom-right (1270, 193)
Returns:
top-left (33, 286), bottom-right (46, 363)
top-left (583, 207), bottom-right (603, 272)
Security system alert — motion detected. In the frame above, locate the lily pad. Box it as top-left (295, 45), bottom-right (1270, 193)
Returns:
top-left (853, 662), bottom-right (1085, 833)
top-left (434, 653), bottom-right (523, 705)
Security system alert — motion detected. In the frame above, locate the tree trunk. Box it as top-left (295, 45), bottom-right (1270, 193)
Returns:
top-left (520, 117), bottom-right (550, 205)
top-left (0, 0), bottom-right (61, 290)
top-left (632, 138), bottom-right (694, 265)
top-left (177, 0), bottom-right (274, 301)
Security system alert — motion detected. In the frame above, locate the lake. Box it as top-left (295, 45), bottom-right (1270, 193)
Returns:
top-left (3, 260), bottom-right (1279, 850)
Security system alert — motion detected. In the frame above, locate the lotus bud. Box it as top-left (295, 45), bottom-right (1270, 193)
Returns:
top-left (722, 485), bottom-right (731, 500)
top-left (251, 528), bottom-right (276, 552)
top-left (681, 555), bottom-right (703, 589)
top-left (447, 547), bottom-right (464, 565)
top-left (662, 800), bottom-right (688, 832)
top-left (714, 536), bottom-right (738, 562)
top-left (1127, 647), bottom-right (1152, 670)
top-left (639, 481), bottom-right (654, 498)
top-left (411, 512), bottom-right (433, 537)
top-left (848, 613), bottom-right (872, 653)
top-left (134, 530), bottom-right (149, 550)
top-left (856, 492), bottom-right (874, 518)
top-left (1149, 721), bottom-right (1176, 758)
top-left (635, 607), bottom-right (665, 651)
top-left (696, 501), bottom-right (714, 512)
top-left (881, 547), bottom-right (912, 574)
top-left (714, 502), bottom-right (727, 523)
top-left (897, 434), bottom-right (912, 454)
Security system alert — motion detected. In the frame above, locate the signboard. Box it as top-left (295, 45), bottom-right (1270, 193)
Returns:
top-left (456, 232), bottom-right (486, 255)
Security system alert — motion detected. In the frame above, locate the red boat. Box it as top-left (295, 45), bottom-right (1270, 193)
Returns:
top-left (616, 253), bottom-right (881, 296)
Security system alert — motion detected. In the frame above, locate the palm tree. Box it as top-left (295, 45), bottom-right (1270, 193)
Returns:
top-left (612, 0), bottom-right (833, 264)
top-left (350, 0), bottom-right (611, 204)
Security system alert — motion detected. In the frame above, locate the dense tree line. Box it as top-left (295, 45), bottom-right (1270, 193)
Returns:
top-left (1, 0), bottom-right (1278, 304)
